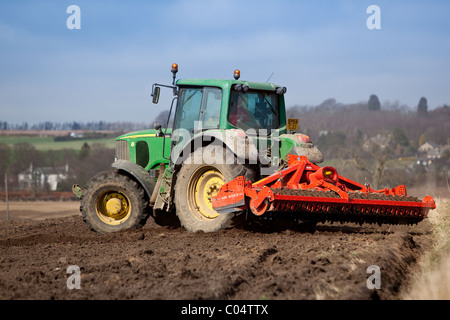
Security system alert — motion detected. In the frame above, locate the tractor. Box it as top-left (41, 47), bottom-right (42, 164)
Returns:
top-left (73, 64), bottom-right (435, 234)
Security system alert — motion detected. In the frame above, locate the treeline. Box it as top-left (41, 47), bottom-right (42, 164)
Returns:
top-left (1, 109), bottom-right (173, 132)
top-left (0, 120), bottom-right (153, 132)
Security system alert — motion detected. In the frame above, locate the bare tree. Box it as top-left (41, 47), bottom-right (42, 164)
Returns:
top-left (350, 146), bottom-right (386, 189)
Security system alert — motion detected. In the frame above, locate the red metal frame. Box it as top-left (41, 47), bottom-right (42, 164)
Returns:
top-left (212, 155), bottom-right (436, 219)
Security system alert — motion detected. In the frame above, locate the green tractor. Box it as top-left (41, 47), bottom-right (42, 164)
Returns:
top-left (74, 64), bottom-right (323, 233)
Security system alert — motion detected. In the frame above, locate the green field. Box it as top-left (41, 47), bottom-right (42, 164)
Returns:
top-left (0, 135), bottom-right (116, 151)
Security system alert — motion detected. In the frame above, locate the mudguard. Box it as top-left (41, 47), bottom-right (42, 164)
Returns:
top-left (170, 129), bottom-right (259, 166)
top-left (112, 160), bottom-right (156, 199)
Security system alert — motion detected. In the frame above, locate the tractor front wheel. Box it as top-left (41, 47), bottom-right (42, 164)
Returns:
top-left (80, 168), bottom-right (149, 233)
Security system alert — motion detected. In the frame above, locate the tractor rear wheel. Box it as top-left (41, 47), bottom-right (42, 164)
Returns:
top-left (175, 147), bottom-right (256, 233)
top-left (80, 168), bottom-right (149, 233)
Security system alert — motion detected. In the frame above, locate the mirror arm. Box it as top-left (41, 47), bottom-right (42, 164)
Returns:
top-left (152, 83), bottom-right (178, 94)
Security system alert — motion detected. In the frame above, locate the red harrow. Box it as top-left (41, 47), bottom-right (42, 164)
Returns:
top-left (212, 155), bottom-right (436, 226)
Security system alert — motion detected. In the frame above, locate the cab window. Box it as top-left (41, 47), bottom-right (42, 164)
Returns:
top-left (173, 87), bottom-right (203, 133)
top-left (174, 87), bottom-right (222, 132)
top-left (200, 87), bottom-right (222, 129)
top-left (228, 90), bottom-right (280, 130)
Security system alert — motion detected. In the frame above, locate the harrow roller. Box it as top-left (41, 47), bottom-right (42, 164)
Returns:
top-left (212, 155), bottom-right (436, 226)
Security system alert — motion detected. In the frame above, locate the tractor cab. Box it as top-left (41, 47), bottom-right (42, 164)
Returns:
top-left (152, 64), bottom-right (287, 132)
top-left (172, 79), bottom-right (287, 132)
top-left (151, 64), bottom-right (289, 171)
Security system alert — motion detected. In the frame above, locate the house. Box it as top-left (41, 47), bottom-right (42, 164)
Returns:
top-left (18, 164), bottom-right (70, 191)
top-left (417, 142), bottom-right (437, 153)
top-left (426, 148), bottom-right (442, 160)
top-left (416, 142), bottom-right (449, 166)
top-left (417, 142), bottom-right (445, 160)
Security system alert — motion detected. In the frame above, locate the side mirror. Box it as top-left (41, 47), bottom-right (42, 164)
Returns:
top-left (152, 86), bottom-right (161, 104)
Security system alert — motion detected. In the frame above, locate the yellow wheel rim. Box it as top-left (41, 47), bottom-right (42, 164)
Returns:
top-left (95, 190), bottom-right (131, 225)
top-left (187, 167), bottom-right (225, 220)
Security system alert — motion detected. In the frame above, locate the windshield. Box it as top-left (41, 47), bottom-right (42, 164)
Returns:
top-left (228, 90), bottom-right (280, 131)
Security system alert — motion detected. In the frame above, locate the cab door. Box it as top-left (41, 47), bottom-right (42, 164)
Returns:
top-left (171, 86), bottom-right (223, 164)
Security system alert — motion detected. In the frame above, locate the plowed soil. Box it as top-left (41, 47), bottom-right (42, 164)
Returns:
top-left (0, 201), bottom-right (433, 300)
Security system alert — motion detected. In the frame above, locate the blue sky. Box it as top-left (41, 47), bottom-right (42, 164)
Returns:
top-left (0, 0), bottom-right (449, 124)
